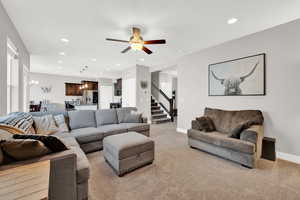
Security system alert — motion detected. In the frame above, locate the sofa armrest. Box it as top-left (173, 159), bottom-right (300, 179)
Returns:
top-left (0, 149), bottom-right (77, 200)
top-left (240, 125), bottom-right (264, 158)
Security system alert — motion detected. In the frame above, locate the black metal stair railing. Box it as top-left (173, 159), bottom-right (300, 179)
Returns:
top-left (151, 82), bottom-right (175, 122)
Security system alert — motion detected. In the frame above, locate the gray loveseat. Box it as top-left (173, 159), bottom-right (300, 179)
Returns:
top-left (0, 107), bottom-right (149, 200)
top-left (188, 108), bottom-right (264, 168)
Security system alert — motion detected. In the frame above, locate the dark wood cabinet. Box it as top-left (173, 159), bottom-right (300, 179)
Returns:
top-left (65, 83), bottom-right (83, 96)
top-left (81, 81), bottom-right (98, 91)
top-left (114, 78), bottom-right (122, 96)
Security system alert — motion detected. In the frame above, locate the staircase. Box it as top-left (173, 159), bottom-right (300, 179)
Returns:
top-left (151, 97), bottom-right (171, 124)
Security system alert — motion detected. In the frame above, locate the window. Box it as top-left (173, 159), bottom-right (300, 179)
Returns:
top-left (7, 39), bottom-right (19, 114)
top-left (23, 65), bottom-right (29, 112)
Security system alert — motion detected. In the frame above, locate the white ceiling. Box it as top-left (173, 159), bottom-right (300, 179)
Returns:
top-left (2, 0), bottom-right (300, 78)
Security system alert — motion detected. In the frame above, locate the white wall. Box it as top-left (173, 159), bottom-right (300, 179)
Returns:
top-left (0, 2), bottom-right (30, 115)
top-left (122, 65), bottom-right (151, 121)
top-left (136, 65), bottom-right (151, 121)
top-left (30, 72), bottom-right (113, 105)
top-left (122, 67), bottom-right (136, 107)
top-left (177, 19), bottom-right (300, 157)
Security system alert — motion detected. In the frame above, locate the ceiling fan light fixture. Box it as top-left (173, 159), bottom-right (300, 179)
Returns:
top-left (130, 43), bottom-right (143, 51)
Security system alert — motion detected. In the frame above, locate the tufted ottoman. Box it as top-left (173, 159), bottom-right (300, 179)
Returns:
top-left (103, 131), bottom-right (155, 177)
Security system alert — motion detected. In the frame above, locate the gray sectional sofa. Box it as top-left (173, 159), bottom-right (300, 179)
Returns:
top-left (0, 107), bottom-right (149, 200)
top-left (188, 108), bottom-right (264, 168)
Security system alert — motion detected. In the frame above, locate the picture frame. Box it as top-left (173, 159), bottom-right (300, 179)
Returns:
top-left (208, 53), bottom-right (266, 96)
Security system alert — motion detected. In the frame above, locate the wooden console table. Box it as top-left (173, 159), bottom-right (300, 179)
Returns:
top-left (0, 160), bottom-right (50, 200)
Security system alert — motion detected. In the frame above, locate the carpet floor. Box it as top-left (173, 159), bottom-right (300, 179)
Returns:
top-left (87, 122), bottom-right (300, 200)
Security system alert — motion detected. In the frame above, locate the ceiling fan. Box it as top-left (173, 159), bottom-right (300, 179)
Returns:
top-left (106, 27), bottom-right (166, 54)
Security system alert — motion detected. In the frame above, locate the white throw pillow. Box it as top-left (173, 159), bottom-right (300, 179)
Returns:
top-left (33, 115), bottom-right (59, 135)
top-left (53, 115), bottom-right (69, 132)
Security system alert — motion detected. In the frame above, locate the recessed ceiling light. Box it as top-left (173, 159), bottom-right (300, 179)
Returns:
top-left (116, 64), bottom-right (121, 66)
top-left (59, 52), bottom-right (65, 56)
top-left (58, 60), bottom-right (63, 64)
top-left (91, 58), bottom-right (97, 62)
top-left (139, 58), bottom-right (145, 62)
top-left (227, 18), bottom-right (238, 25)
top-left (60, 38), bottom-right (69, 43)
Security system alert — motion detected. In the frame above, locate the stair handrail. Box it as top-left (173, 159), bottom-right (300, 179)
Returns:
top-left (151, 82), bottom-right (174, 122)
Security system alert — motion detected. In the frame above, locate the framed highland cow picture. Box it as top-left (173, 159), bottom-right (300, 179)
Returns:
top-left (208, 53), bottom-right (266, 96)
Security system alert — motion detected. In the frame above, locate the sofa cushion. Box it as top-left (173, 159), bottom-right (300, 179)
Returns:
top-left (123, 123), bottom-right (150, 132)
top-left (188, 129), bottom-right (255, 154)
top-left (204, 108), bottom-right (264, 133)
top-left (96, 124), bottom-right (128, 137)
top-left (68, 110), bottom-right (96, 130)
top-left (55, 132), bottom-right (80, 148)
top-left (71, 127), bottom-right (104, 144)
top-left (95, 109), bottom-right (118, 126)
top-left (116, 107), bottom-right (137, 123)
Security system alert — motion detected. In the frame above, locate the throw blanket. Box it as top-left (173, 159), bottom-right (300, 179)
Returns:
top-left (230, 119), bottom-right (263, 139)
top-left (0, 112), bottom-right (34, 133)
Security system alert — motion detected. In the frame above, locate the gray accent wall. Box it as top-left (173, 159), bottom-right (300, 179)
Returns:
top-left (0, 2), bottom-right (30, 115)
top-left (177, 19), bottom-right (300, 156)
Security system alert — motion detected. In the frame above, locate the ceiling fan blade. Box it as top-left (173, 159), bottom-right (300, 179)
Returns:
top-left (144, 39), bottom-right (166, 44)
top-left (121, 46), bottom-right (131, 53)
top-left (142, 46), bottom-right (153, 54)
top-left (106, 38), bottom-right (129, 43)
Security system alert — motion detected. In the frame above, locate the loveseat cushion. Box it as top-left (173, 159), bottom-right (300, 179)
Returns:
top-left (68, 110), bottom-right (96, 130)
top-left (71, 127), bottom-right (104, 144)
top-left (188, 129), bottom-right (255, 154)
top-left (204, 108), bottom-right (264, 133)
top-left (123, 123), bottom-right (150, 132)
top-left (96, 124), bottom-right (128, 137)
top-left (95, 109), bottom-right (118, 126)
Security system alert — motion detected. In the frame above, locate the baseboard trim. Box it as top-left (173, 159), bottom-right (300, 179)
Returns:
top-left (176, 128), bottom-right (187, 134)
top-left (276, 152), bottom-right (300, 164)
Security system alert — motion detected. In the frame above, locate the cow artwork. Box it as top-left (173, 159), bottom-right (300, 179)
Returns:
top-left (208, 54), bottom-right (265, 96)
top-left (211, 62), bottom-right (259, 95)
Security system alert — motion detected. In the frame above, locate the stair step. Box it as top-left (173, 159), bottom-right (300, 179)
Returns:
top-left (152, 113), bottom-right (167, 119)
top-left (151, 103), bottom-right (158, 107)
top-left (152, 118), bottom-right (171, 124)
top-left (151, 110), bottom-right (163, 114)
top-left (151, 106), bottom-right (160, 110)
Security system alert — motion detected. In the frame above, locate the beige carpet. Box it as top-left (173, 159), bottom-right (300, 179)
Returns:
top-left (87, 123), bottom-right (300, 200)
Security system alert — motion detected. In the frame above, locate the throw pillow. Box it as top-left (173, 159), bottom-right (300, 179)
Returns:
top-left (1, 139), bottom-right (50, 161)
top-left (123, 111), bottom-right (142, 123)
top-left (0, 112), bottom-right (34, 134)
top-left (195, 116), bottom-right (215, 132)
top-left (229, 121), bottom-right (257, 139)
top-left (33, 115), bottom-right (59, 135)
top-left (229, 124), bottom-right (245, 139)
top-left (13, 134), bottom-right (68, 152)
top-left (53, 114), bottom-right (69, 132)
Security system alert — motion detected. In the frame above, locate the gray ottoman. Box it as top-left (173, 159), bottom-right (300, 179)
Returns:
top-left (103, 131), bottom-right (155, 176)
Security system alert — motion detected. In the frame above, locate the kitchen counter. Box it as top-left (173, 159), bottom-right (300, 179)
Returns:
top-left (74, 104), bottom-right (98, 110)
